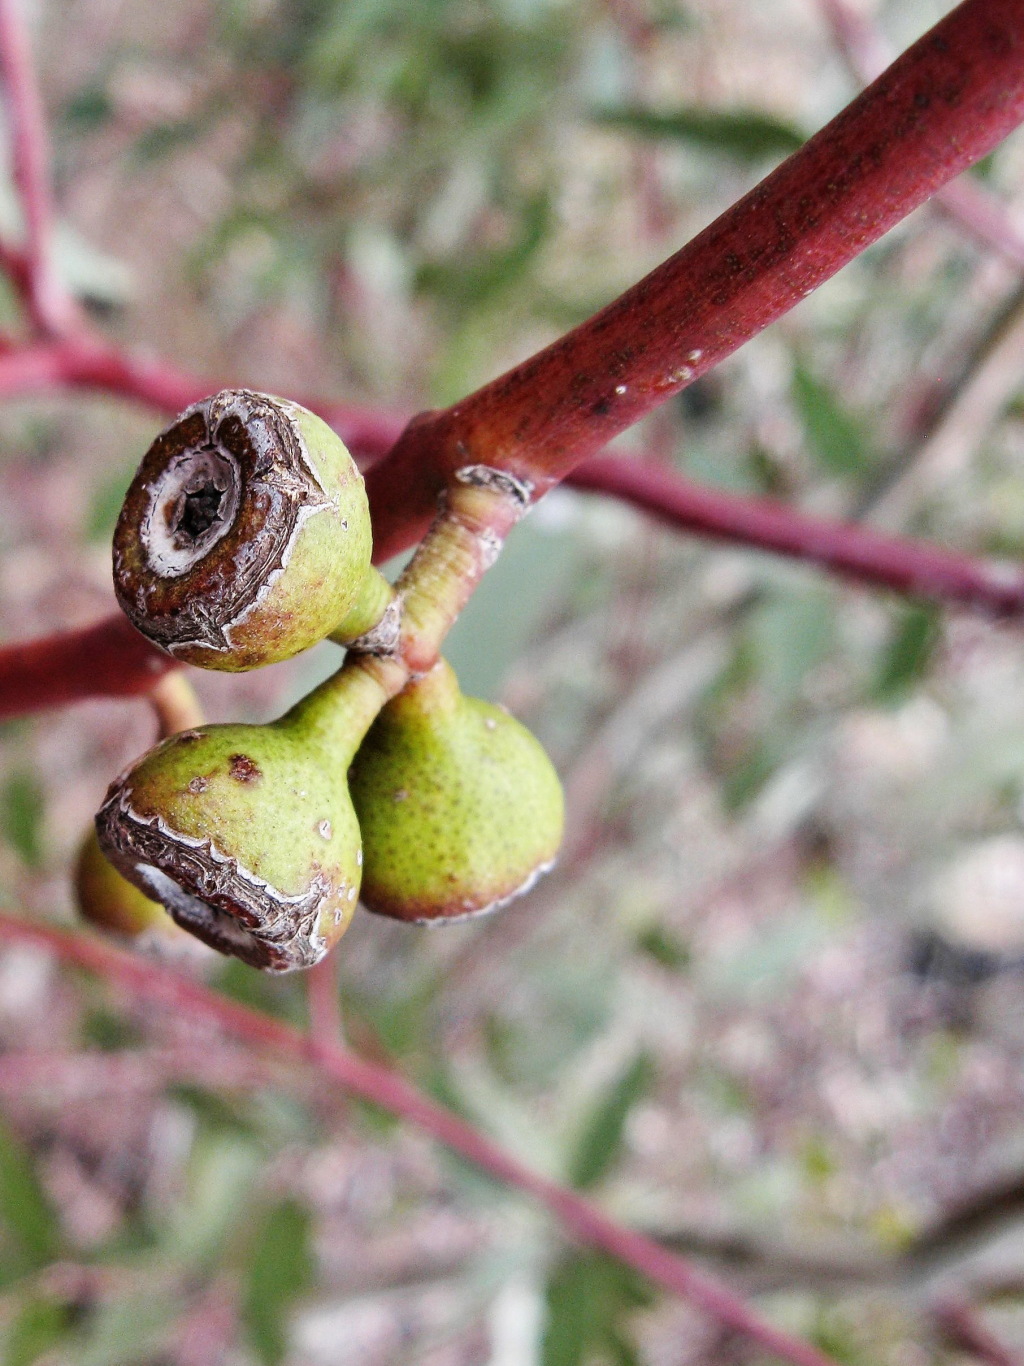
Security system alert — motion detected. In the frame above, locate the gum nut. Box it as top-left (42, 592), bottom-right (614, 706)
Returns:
top-left (113, 389), bottom-right (373, 670)
top-left (349, 659), bottom-right (564, 922)
top-left (96, 722), bottom-right (362, 972)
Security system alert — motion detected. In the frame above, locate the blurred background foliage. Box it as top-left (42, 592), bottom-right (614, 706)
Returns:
top-left (1, 0), bottom-right (1024, 1361)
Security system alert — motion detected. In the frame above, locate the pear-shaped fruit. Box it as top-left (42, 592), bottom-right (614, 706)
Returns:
top-left (75, 827), bottom-right (181, 939)
top-left (95, 665), bottom-right (384, 972)
top-left (349, 658), bottom-right (564, 922)
top-left (113, 389), bottom-right (384, 671)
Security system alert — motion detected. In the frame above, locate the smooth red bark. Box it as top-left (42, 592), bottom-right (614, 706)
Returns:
top-left (365, 0), bottom-right (1024, 561)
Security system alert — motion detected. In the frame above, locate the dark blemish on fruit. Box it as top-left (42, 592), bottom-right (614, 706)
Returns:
top-left (229, 754), bottom-right (262, 783)
top-left (188, 776), bottom-right (209, 794)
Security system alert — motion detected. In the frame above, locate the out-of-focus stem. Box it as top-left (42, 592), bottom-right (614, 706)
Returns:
top-left (0, 0), bottom-right (78, 335)
top-left (148, 673), bottom-right (204, 738)
top-left (0, 909), bottom-right (843, 1366)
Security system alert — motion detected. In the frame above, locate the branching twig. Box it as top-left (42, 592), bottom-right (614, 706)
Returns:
top-left (0, 334), bottom-right (405, 463)
top-left (0, 909), bottom-right (841, 1366)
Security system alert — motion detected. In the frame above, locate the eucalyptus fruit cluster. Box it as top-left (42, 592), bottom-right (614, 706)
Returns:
top-left (88, 390), bottom-right (564, 972)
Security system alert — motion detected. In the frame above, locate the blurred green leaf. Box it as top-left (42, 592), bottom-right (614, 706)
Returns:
top-left (0, 1118), bottom-right (60, 1277)
top-left (636, 925), bottom-right (690, 970)
top-left (1, 772), bottom-right (44, 868)
top-left (243, 1200), bottom-right (314, 1366)
top-left (792, 364), bottom-right (872, 476)
top-left (872, 603), bottom-right (940, 702)
top-left (416, 192), bottom-right (551, 309)
top-left (75, 1292), bottom-right (178, 1366)
top-left (131, 118), bottom-right (207, 164)
top-left (3, 1297), bottom-right (73, 1366)
top-left (594, 105), bottom-right (805, 162)
top-left (64, 84), bottom-right (114, 131)
top-left (213, 958), bottom-right (304, 1024)
top-left (721, 735), bottom-right (783, 812)
top-left (568, 1053), bottom-right (652, 1190)
top-left (86, 470), bottom-right (133, 543)
top-left (751, 586), bottom-right (835, 705)
top-left (542, 1252), bottom-right (652, 1366)
top-left (80, 1007), bottom-right (144, 1052)
top-left (164, 1133), bottom-right (261, 1267)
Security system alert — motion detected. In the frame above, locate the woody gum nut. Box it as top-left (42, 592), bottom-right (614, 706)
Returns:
top-left (348, 659), bottom-right (564, 923)
top-left (112, 389), bottom-right (373, 671)
top-left (95, 720), bottom-right (363, 973)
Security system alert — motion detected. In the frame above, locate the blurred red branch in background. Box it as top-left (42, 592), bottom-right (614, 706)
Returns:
top-left (0, 334), bottom-right (407, 463)
top-left (0, 0), bottom-right (75, 335)
top-left (0, 909), bottom-right (842, 1366)
top-left (570, 458), bottom-right (1024, 617)
top-left (0, 614), bottom-right (176, 717)
top-left (933, 1298), bottom-right (1023, 1366)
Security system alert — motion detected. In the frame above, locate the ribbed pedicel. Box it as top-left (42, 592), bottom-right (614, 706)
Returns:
top-left (113, 389), bottom-right (374, 671)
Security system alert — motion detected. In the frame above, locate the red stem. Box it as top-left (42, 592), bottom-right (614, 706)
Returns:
top-left (0, 614), bottom-right (175, 720)
top-left (570, 456), bottom-right (1024, 615)
top-left (364, 0), bottom-right (1024, 561)
top-left (818, 0), bottom-right (1024, 269)
top-left (0, 909), bottom-right (840, 1366)
top-left (7, 449), bottom-right (1024, 717)
top-left (0, 0), bottom-right (76, 335)
top-left (0, 336), bottom-right (405, 463)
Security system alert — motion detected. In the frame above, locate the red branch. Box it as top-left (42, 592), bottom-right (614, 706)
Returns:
top-left (570, 457), bottom-right (1024, 615)
top-left (0, 0), bottom-right (75, 335)
top-left (818, 0), bottom-right (1024, 269)
top-left (7, 449), bottom-right (1024, 717)
top-left (364, 0), bottom-right (1024, 561)
top-left (0, 335), bottom-right (405, 463)
top-left (0, 909), bottom-right (841, 1366)
top-left (0, 614), bottom-right (175, 720)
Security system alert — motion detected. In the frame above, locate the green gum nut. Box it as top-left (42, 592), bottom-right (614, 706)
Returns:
top-left (95, 666), bottom-right (382, 972)
top-left (349, 658), bottom-right (564, 923)
top-left (113, 389), bottom-right (381, 671)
